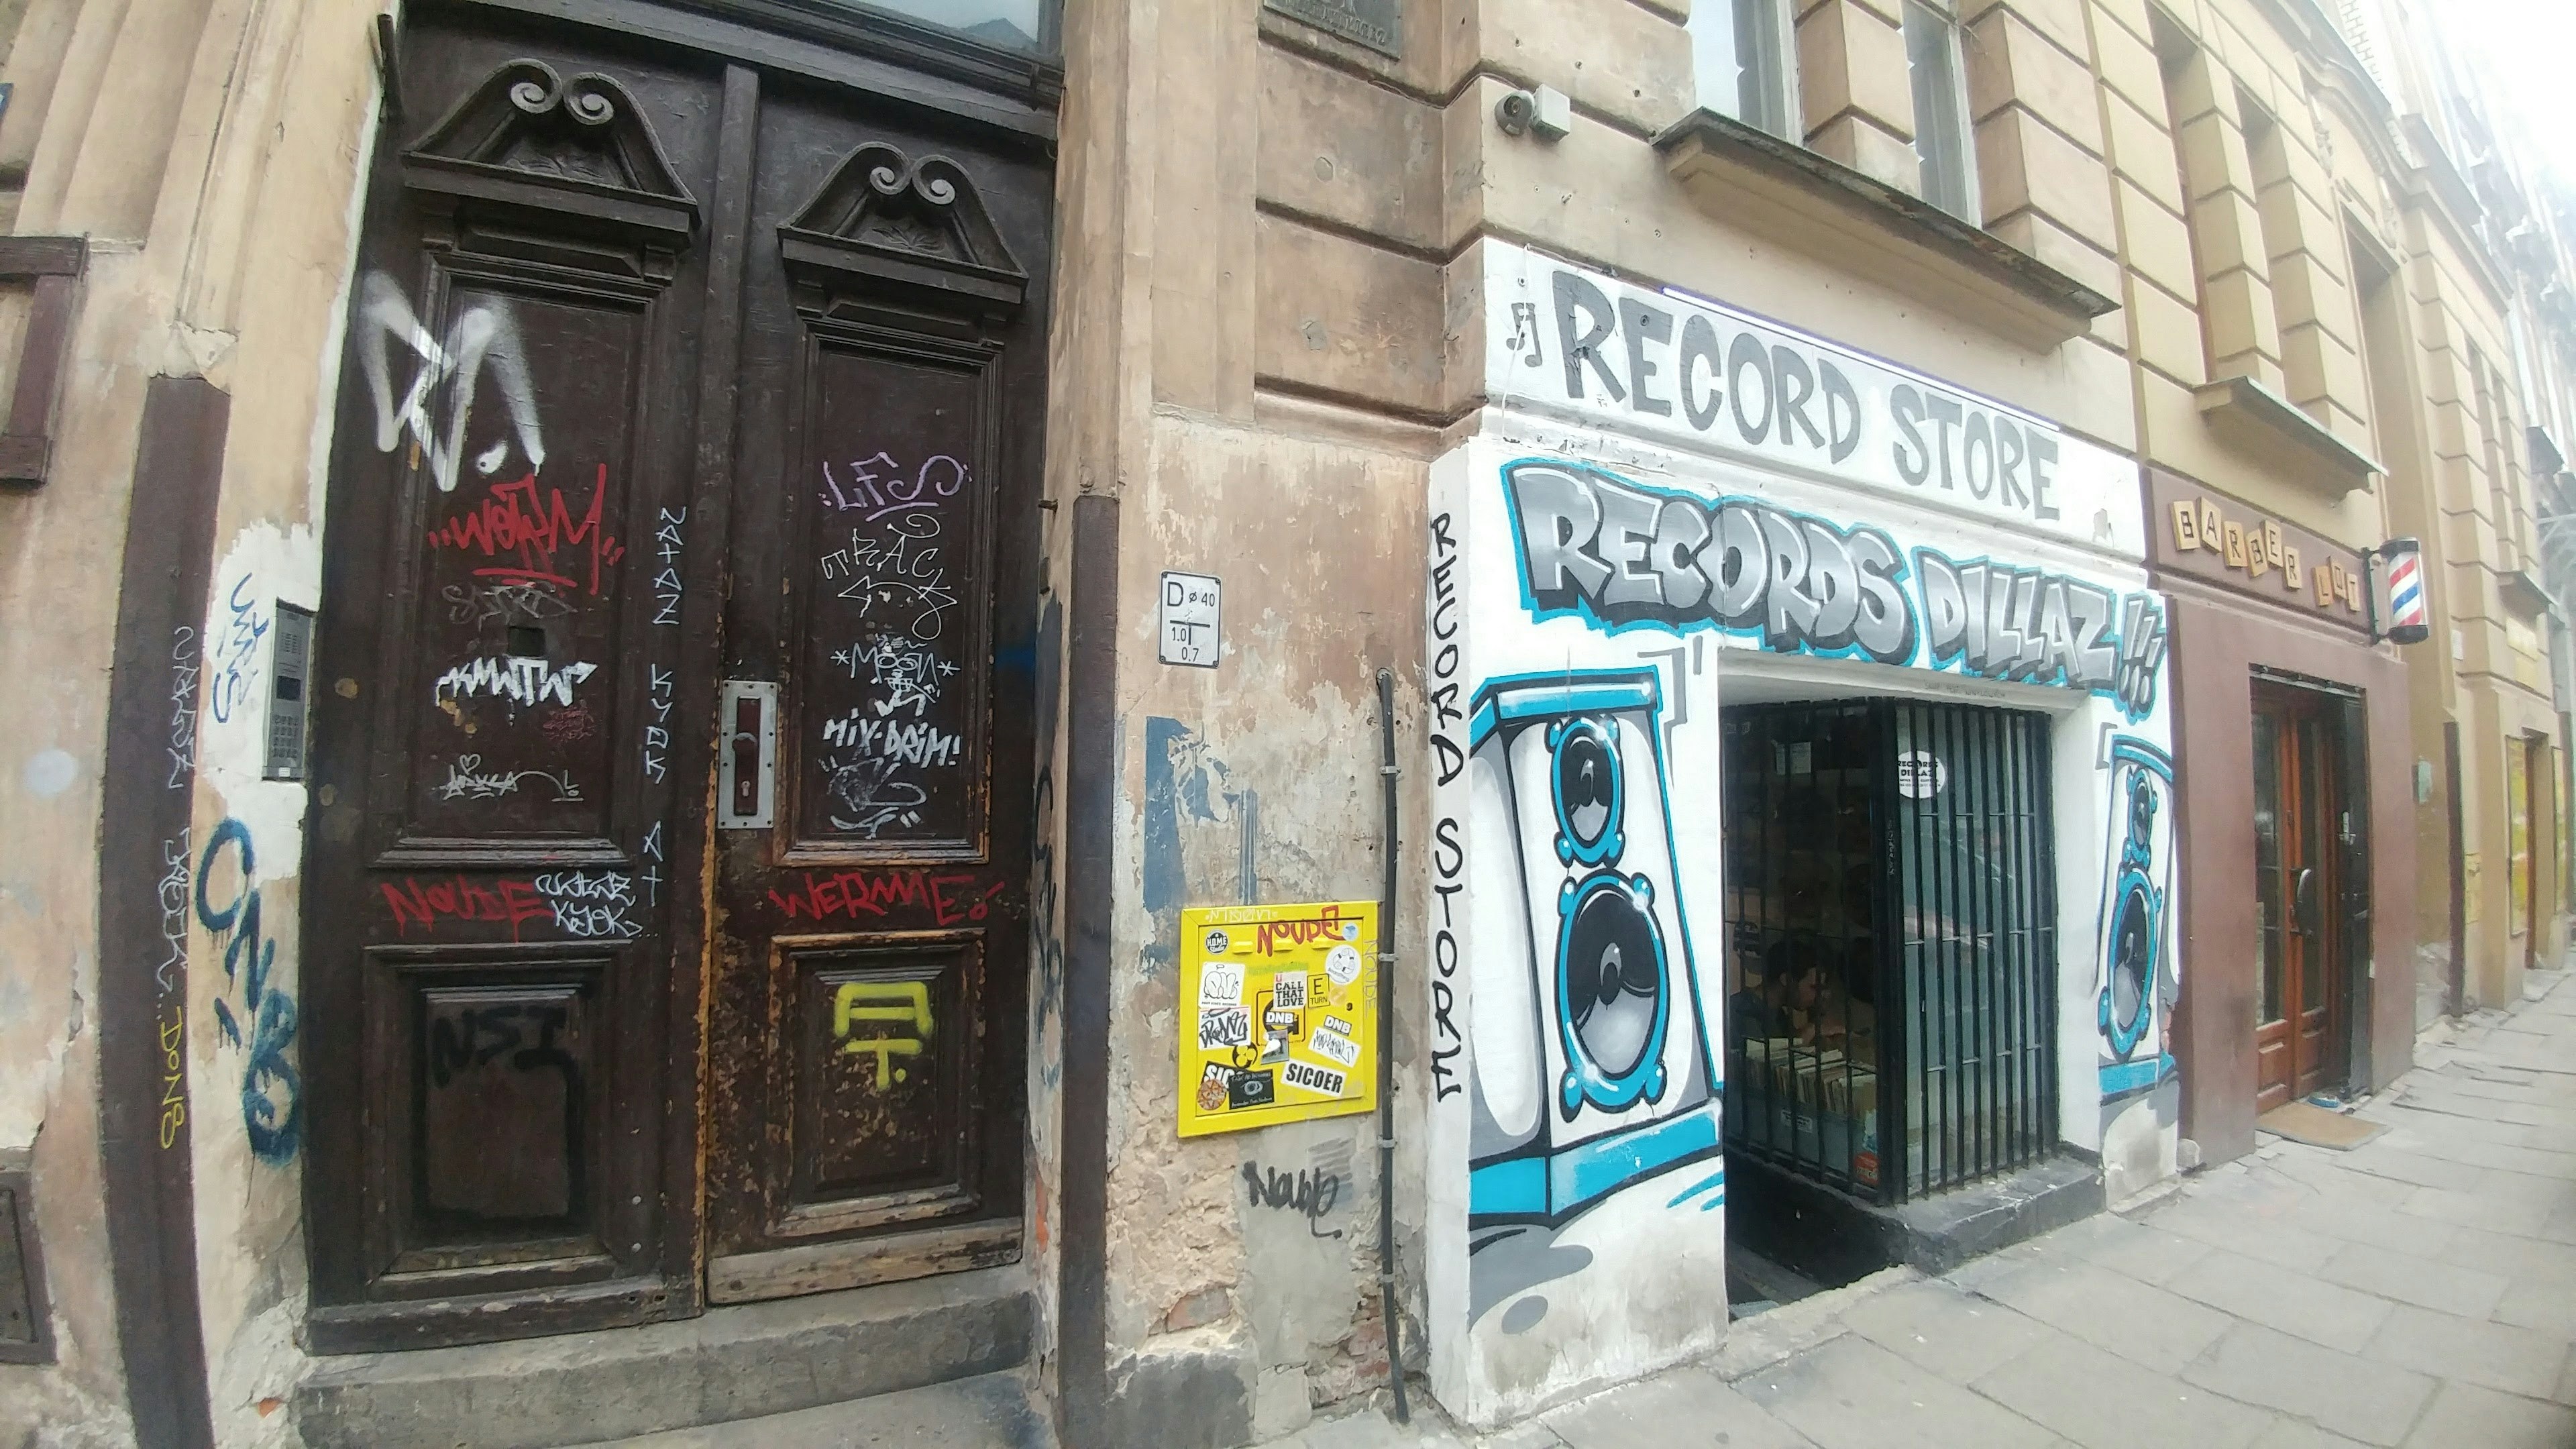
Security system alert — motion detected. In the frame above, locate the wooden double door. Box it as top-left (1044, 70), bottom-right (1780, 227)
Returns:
top-left (2252, 682), bottom-right (2359, 1112)
top-left (299, 2), bottom-right (1050, 1348)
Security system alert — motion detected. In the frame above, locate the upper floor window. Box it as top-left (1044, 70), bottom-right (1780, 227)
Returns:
top-left (1903, 0), bottom-right (1978, 222)
top-left (1690, 0), bottom-right (1797, 141)
top-left (833, 0), bottom-right (1050, 54)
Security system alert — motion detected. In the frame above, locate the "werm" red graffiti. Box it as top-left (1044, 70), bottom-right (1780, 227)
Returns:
top-left (769, 870), bottom-right (1006, 927)
top-left (426, 465), bottom-right (627, 595)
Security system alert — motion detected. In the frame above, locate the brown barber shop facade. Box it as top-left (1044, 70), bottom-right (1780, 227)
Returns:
top-left (2149, 469), bottom-right (2419, 1166)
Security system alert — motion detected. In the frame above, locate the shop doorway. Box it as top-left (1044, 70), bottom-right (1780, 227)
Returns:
top-left (296, 5), bottom-right (1049, 1348)
top-left (2509, 732), bottom-right (2546, 974)
top-left (2251, 681), bottom-right (2352, 1110)
top-left (1719, 698), bottom-right (2057, 1206)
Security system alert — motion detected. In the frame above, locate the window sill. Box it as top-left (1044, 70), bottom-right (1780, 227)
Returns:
top-left (2528, 423), bottom-right (2564, 478)
top-left (1652, 107), bottom-right (2116, 352)
top-left (2192, 374), bottom-right (2381, 499)
top-left (2502, 566), bottom-right (2554, 619)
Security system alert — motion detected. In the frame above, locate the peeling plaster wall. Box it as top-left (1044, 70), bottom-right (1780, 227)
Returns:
top-left (1046, 0), bottom-right (1460, 1438)
top-left (0, 2), bottom-right (382, 1445)
top-left (1096, 411), bottom-right (1433, 1444)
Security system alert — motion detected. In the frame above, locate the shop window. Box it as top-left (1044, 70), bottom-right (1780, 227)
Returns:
top-left (1902, 0), bottom-right (1978, 223)
top-left (821, 0), bottom-right (1051, 52)
top-left (2255, 706), bottom-right (2283, 1026)
top-left (1721, 699), bottom-right (2055, 1203)
top-left (1690, 0), bottom-right (1798, 141)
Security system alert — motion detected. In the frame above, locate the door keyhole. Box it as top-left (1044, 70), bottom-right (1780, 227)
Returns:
top-left (731, 695), bottom-right (763, 818)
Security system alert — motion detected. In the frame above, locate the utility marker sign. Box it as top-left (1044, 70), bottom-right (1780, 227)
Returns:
top-left (1177, 900), bottom-right (1379, 1137)
top-left (1159, 571), bottom-right (1222, 667)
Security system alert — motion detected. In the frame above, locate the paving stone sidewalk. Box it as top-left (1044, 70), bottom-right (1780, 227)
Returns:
top-left (1270, 967), bottom-right (2576, 1449)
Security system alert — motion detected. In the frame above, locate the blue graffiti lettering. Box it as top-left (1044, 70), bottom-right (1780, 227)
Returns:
top-left (195, 818), bottom-right (302, 1165)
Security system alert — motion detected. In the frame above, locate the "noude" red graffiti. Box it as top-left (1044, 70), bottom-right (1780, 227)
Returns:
top-left (382, 875), bottom-right (549, 939)
top-left (427, 465), bottom-right (627, 595)
top-left (1256, 910), bottom-right (1346, 955)
top-left (769, 870), bottom-right (1006, 927)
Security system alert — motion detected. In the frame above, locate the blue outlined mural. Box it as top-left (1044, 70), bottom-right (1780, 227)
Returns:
top-left (1461, 670), bottom-right (1722, 1257)
top-left (2096, 738), bottom-right (2178, 1103)
top-left (1500, 458), bottom-right (2165, 720)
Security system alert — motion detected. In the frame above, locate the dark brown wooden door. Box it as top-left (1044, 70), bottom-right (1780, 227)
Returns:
top-left (301, 11), bottom-right (722, 1349)
top-left (2254, 685), bottom-right (2347, 1112)
top-left (301, 3), bottom-right (1048, 1348)
top-left (700, 89), bottom-right (1046, 1303)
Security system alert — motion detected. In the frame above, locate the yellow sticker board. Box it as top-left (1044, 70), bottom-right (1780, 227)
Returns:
top-left (1177, 900), bottom-right (1378, 1137)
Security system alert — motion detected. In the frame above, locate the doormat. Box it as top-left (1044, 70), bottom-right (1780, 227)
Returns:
top-left (2257, 1101), bottom-right (2387, 1150)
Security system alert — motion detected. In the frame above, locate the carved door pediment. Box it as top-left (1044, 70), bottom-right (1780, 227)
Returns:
top-left (402, 59), bottom-right (700, 278)
top-left (779, 142), bottom-right (1026, 319)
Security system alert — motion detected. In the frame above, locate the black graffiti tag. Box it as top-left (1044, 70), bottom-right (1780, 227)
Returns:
top-left (1242, 1161), bottom-right (1344, 1239)
top-left (1426, 511), bottom-right (1466, 1102)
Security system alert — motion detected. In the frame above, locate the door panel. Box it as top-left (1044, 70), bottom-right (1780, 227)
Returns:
top-left (381, 268), bottom-right (657, 865)
top-left (2254, 708), bottom-right (2288, 1108)
top-left (2252, 685), bottom-right (2348, 1114)
top-left (305, 11), bottom-right (720, 1344)
top-left (702, 89), bottom-right (1045, 1297)
top-left (788, 338), bottom-right (996, 857)
top-left (2292, 714), bottom-right (2337, 1099)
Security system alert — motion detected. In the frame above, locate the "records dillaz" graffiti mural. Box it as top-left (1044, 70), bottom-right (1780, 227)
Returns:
top-left (1504, 460), bottom-right (2166, 719)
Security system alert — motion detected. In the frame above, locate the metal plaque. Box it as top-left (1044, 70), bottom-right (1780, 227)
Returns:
top-left (1263, 0), bottom-right (1401, 59)
top-left (1158, 571), bottom-right (1221, 668)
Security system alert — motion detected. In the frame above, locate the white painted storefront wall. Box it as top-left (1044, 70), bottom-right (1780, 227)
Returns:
top-left (1422, 242), bottom-right (2178, 1426)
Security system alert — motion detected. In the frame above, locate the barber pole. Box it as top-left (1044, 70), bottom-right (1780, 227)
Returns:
top-left (2372, 537), bottom-right (2430, 645)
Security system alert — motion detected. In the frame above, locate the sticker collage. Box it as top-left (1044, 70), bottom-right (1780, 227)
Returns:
top-left (1177, 901), bottom-right (1380, 1137)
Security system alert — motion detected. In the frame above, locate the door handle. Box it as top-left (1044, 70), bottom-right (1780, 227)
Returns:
top-left (717, 680), bottom-right (778, 830)
top-left (2293, 866), bottom-right (2318, 934)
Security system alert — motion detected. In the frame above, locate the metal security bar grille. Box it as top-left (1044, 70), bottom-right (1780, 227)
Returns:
top-left (1721, 699), bottom-right (2055, 1204)
top-left (1721, 702), bottom-right (1886, 1198)
top-left (1890, 700), bottom-right (2057, 1198)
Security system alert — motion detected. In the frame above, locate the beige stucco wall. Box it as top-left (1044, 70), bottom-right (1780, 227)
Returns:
top-left (2127, 0), bottom-right (2564, 1018)
top-left (0, 3), bottom-right (382, 1446)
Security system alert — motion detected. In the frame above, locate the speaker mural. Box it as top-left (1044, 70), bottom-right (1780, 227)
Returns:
top-left (1464, 671), bottom-right (1723, 1240)
top-left (2095, 737), bottom-right (2178, 1163)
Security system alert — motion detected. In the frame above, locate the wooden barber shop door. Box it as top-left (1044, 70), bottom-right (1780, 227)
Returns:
top-left (301, 4), bottom-right (1047, 1346)
top-left (2253, 684), bottom-right (2347, 1111)
top-left (697, 66), bottom-right (1046, 1301)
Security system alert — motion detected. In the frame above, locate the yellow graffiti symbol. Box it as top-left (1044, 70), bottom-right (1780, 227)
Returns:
top-left (158, 1009), bottom-right (187, 1148)
top-left (833, 980), bottom-right (932, 1089)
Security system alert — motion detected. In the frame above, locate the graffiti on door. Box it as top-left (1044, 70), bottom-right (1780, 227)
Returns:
top-left (358, 271), bottom-right (547, 494)
top-left (834, 979), bottom-right (934, 1090)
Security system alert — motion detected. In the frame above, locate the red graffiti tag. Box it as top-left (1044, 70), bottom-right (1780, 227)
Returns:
top-left (381, 875), bottom-right (551, 940)
top-left (426, 465), bottom-right (627, 595)
top-left (769, 870), bottom-right (1007, 927)
top-left (1256, 908), bottom-right (1346, 955)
